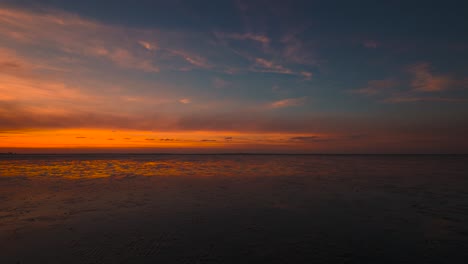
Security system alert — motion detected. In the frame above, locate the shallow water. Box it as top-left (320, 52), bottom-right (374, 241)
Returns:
top-left (1, 154), bottom-right (468, 263)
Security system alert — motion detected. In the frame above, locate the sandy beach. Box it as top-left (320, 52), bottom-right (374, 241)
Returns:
top-left (1, 155), bottom-right (468, 263)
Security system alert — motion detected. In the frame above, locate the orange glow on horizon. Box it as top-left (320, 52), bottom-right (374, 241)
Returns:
top-left (0, 128), bottom-right (329, 150)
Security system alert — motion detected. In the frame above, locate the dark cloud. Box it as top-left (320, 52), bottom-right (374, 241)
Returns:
top-left (200, 139), bottom-right (216, 142)
top-left (1, 102), bottom-right (468, 154)
top-left (0, 61), bottom-right (22, 71)
top-left (1, 103), bottom-right (467, 138)
top-left (289, 136), bottom-right (328, 142)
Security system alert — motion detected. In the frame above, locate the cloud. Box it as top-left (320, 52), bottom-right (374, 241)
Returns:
top-left (103, 48), bottom-right (159, 72)
top-left (214, 29), bottom-right (316, 79)
top-left (281, 32), bottom-right (318, 66)
top-left (300, 71), bottom-right (313, 80)
top-left (0, 7), bottom-right (160, 73)
top-left (169, 49), bottom-right (211, 69)
top-left (384, 96), bottom-right (468, 103)
top-left (351, 79), bottom-right (399, 95)
top-left (351, 69), bottom-right (467, 102)
top-left (408, 63), bottom-right (453, 92)
top-left (138, 40), bottom-right (157, 51)
top-left (179, 98), bottom-right (191, 104)
top-left (0, 48), bottom-right (95, 105)
top-left (216, 32), bottom-right (270, 46)
top-left (250, 58), bottom-right (312, 79)
top-left (0, 5), bottom-right (318, 80)
top-left (253, 58), bottom-right (292, 74)
top-left (289, 136), bottom-right (327, 142)
top-left (2, 102), bottom-right (468, 154)
top-left (270, 97), bottom-right (307, 108)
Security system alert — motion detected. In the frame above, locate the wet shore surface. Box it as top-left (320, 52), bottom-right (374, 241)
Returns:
top-left (1, 155), bottom-right (468, 263)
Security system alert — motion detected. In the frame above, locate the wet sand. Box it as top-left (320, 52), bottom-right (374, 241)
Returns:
top-left (1, 155), bottom-right (468, 263)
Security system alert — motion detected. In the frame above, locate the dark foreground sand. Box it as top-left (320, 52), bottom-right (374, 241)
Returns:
top-left (1, 155), bottom-right (468, 263)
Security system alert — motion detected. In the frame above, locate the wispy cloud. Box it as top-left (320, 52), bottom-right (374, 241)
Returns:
top-left (384, 96), bottom-right (468, 103)
top-left (215, 32), bottom-right (270, 47)
top-left (270, 97), bottom-right (308, 109)
top-left (300, 71), bottom-right (313, 80)
top-left (351, 79), bottom-right (399, 95)
top-left (281, 32), bottom-right (318, 66)
top-left (289, 136), bottom-right (328, 142)
top-left (351, 66), bottom-right (468, 103)
top-left (179, 98), bottom-right (191, 104)
top-left (169, 49), bottom-right (211, 69)
top-left (214, 29), bottom-right (316, 79)
top-left (253, 58), bottom-right (292, 74)
top-left (0, 7), bottom-right (160, 72)
top-left (408, 63), bottom-right (454, 92)
top-left (0, 48), bottom-right (94, 104)
top-left (138, 40), bottom-right (158, 51)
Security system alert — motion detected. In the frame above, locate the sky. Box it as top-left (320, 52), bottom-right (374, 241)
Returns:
top-left (0, 0), bottom-right (467, 153)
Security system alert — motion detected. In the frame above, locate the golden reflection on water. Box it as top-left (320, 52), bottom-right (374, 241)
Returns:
top-left (0, 155), bottom-right (339, 179)
top-left (2, 155), bottom-right (467, 181)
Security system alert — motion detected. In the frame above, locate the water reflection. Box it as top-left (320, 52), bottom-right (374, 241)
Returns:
top-left (0, 155), bottom-right (345, 179)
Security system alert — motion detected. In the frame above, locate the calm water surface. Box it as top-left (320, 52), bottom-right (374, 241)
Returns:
top-left (1, 154), bottom-right (467, 179)
top-left (1, 154), bottom-right (468, 263)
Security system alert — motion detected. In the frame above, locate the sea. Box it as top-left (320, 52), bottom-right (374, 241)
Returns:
top-left (1, 154), bottom-right (468, 263)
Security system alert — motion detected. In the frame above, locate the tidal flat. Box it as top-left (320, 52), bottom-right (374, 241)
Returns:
top-left (1, 154), bottom-right (468, 263)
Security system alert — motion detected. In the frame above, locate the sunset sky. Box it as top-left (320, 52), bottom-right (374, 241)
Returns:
top-left (1, 0), bottom-right (467, 153)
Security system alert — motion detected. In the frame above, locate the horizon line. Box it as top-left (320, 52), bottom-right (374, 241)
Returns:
top-left (1, 152), bottom-right (467, 156)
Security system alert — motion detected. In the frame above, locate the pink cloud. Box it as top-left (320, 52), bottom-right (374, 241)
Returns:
top-left (179, 98), bottom-right (191, 104)
top-left (216, 32), bottom-right (270, 46)
top-left (0, 7), bottom-right (159, 72)
top-left (254, 58), bottom-right (292, 74)
top-left (0, 48), bottom-right (94, 105)
top-left (300, 71), bottom-right (313, 80)
top-left (384, 96), bottom-right (468, 103)
top-left (138, 40), bottom-right (157, 51)
top-left (169, 49), bottom-right (211, 69)
top-left (408, 63), bottom-right (453, 92)
top-left (270, 97), bottom-right (308, 108)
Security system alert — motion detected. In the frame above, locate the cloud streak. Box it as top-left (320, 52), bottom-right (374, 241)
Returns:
top-left (408, 63), bottom-right (454, 92)
top-left (0, 7), bottom-right (160, 72)
top-left (351, 79), bottom-right (399, 95)
top-left (270, 97), bottom-right (308, 108)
